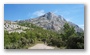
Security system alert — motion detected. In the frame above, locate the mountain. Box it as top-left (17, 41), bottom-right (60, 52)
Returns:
top-left (18, 12), bottom-right (83, 32)
top-left (4, 12), bottom-right (84, 49)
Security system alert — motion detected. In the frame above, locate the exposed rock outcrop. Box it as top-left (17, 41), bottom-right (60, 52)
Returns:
top-left (19, 12), bottom-right (83, 32)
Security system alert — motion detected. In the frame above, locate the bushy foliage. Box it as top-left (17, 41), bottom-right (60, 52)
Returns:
top-left (4, 22), bottom-right (84, 49)
top-left (61, 23), bottom-right (84, 49)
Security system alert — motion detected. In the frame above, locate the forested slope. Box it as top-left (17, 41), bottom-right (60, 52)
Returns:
top-left (4, 22), bottom-right (84, 49)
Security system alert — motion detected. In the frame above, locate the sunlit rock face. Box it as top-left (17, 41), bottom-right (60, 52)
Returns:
top-left (17, 12), bottom-right (83, 32)
top-left (4, 20), bottom-right (29, 33)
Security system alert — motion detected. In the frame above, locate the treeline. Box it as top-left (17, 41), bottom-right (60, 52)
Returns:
top-left (4, 22), bottom-right (84, 49)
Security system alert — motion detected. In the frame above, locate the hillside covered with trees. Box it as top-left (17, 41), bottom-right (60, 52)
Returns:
top-left (4, 22), bottom-right (84, 49)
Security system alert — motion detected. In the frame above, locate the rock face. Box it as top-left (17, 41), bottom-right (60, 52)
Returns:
top-left (4, 20), bottom-right (29, 33)
top-left (68, 22), bottom-right (83, 32)
top-left (20, 12), bottom-right (83, 32)
top-left (6, 12), bottom-right (83, 33)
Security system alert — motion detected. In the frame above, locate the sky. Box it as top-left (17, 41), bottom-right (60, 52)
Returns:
top-left (4, 4), bottom-right (84, 29)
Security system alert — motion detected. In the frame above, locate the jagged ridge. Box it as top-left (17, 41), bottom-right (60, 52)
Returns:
top-left (18, 12), bottom-right (83, 32)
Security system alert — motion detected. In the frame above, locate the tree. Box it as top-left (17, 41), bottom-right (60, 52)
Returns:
top-left (61, 23), bottom-right (75, 41)
top-left (67, 35), bottom-right (84, 49)
top-left (61, 23), bottom-right (84, 49)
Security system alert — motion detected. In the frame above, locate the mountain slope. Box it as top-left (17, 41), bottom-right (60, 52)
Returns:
top-left (4, 12), bottom-right (84, 49)
top-left (4, 20), bottom-right (29, 33)
top-left (19, 12), bottom-right (83, 32)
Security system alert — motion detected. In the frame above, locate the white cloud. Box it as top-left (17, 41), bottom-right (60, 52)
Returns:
top-left (79, 25), bottom-right (84, 30)
top-left (53, 10), bottom-right (58, 14)
top-left (33, 10), bottom-right (45, 16)
top-left (65, 18), bottom-right (71, 21)
top-left (63, 16), bottom-right (73, 22)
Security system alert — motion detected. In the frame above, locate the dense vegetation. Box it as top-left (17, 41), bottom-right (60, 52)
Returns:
top-left (4, 22), bottom-right (84, 49)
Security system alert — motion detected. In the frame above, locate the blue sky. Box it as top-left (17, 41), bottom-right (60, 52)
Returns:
top-left (4, 4), bottom-right (84, 29)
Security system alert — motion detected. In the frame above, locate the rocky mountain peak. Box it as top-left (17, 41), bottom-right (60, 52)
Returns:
top-left (17, 12), bottom-right (83, 32)
top-left (40, 12), bottom-right (58, 20)
top-left (46, 12), bottom-right (55, 15)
